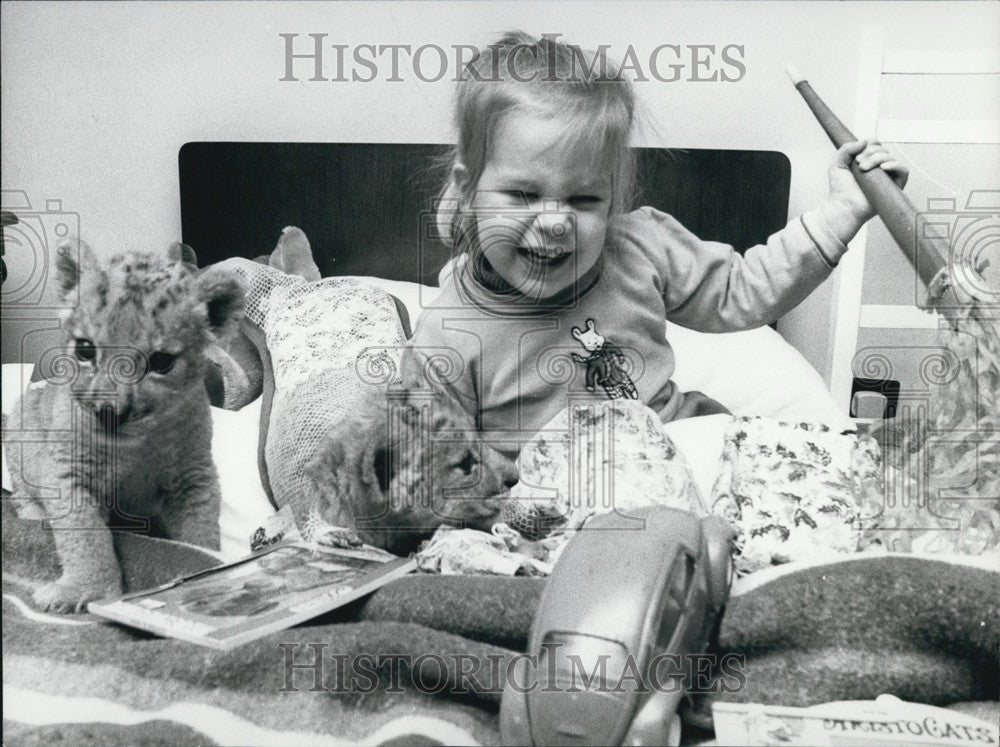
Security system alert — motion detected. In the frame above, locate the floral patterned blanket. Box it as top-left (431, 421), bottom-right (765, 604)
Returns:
top-left (419, 406), bottom-right (998, 578)
top-left (711, 416), bottom-right (882, 575)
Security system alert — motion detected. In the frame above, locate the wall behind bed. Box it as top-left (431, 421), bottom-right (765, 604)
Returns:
top-left (2, 1), bottom-right (996, 384)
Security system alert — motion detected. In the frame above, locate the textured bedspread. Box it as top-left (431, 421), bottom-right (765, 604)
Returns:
top-left (3, 498), bottom-right (998, 745)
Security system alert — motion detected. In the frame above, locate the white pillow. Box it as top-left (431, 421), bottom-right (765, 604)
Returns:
top-left (668, 322), bottom-right (853, 431)
top-left (1, 364), bottom-right (36, 494)
top-left (660, 413), bottom-right (731, 506)
top-left (211, 399), bottom-right (275, 560)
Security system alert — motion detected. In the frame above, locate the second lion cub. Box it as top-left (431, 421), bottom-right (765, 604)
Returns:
top-left (4, 240), bottom-right (244, 612)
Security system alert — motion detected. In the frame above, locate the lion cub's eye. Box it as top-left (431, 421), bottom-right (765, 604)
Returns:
top-left (74, 338), bottom-right (96, 362)
top-left (148, 351), bottom-right (178, 375)
top-left (454, 451), bottom-right (479, 476)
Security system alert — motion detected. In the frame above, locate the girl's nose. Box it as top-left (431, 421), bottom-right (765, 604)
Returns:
top-left (533, 208), bottom-right (573, 239)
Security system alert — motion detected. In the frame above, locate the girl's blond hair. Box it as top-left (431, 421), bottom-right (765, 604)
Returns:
top-left (437, 31), bottom-right (636, 246)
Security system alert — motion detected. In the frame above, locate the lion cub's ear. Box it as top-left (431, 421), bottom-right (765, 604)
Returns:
top-left (54, 238), bottom-right (100, 299)
top-left (196, 268), bottom-right (246, 339)
top-left (371, 443), bottom-right (398, 495)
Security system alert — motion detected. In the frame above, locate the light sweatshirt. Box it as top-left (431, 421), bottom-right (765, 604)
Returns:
top-left (406, 206), bottom-right (848, 458)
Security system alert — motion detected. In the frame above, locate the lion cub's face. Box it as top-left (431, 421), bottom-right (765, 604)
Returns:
top-left (323, 382), bottom-right (519, 555)
top-left (52, 240), bottom-right (243, 429)
top-left (380, 391), bottom-right (518, 522)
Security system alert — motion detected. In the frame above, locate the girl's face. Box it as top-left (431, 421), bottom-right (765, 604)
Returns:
top-left (464, 110), bottom-right (613, 301)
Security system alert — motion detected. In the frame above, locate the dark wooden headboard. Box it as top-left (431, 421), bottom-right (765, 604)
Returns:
top-left (179, 143), bottom-right (790, 284)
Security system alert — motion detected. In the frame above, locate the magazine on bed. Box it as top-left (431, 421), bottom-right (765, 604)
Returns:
top-left (88, 534), bottom-right (416, 650)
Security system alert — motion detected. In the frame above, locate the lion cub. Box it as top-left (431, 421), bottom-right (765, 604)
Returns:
top-left (3, 240), bottom-right (244, 612)
top-left (303, 371), bottom-right (520, 556)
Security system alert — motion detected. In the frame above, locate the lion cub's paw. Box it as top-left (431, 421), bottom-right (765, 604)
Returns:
top-left (314, 526), bottom-right (365, 549)
top-left (32, 579), bottom-right (122, 614)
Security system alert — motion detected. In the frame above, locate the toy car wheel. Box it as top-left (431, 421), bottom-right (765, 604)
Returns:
top-left (701, 516), bottom-right (736, 610)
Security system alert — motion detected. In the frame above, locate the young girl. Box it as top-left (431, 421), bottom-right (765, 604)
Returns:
top-left (406, 31), bottom-right (907, 461)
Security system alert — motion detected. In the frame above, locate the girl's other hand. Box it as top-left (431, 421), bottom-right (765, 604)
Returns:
top-left (829, 139), bottom-right (909, 223)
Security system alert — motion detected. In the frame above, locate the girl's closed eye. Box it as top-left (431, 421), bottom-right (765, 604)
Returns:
top-left (501, 189), bottom-right (539, 204)
top-left (500, 190), bottom-right (604, 209)
top-left (568, 195), bottom-right (605, 209)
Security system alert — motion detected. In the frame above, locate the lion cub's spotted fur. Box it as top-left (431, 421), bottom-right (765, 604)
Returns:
top-left (3, 240), bottom-right (244, 612)
top-left (303, 372), bottom-right (520, 556)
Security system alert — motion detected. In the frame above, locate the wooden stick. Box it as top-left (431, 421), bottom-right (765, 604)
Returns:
top-left (784, 64), bottom-right (949, 292)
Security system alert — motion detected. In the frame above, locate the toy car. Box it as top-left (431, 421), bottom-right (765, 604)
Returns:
top-left (500, 506), bottom-right (735, 746)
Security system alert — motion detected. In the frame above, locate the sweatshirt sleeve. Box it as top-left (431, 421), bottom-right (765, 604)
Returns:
top-left (613, 207), bottom-right (849, 332)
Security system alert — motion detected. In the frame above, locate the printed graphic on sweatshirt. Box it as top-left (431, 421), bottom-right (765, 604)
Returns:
top-left (570, 318), bottom-right (639, 400)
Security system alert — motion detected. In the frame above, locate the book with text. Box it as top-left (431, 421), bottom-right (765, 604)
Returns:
top-left (711, 696), bottom-right (999, 746)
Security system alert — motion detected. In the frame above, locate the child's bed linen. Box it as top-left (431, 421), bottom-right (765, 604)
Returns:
top-left (3, 505), bottom-right (997, 745)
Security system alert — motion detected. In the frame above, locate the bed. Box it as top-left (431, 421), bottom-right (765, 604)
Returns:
top-left (2, 143), bottom-right (996, 746)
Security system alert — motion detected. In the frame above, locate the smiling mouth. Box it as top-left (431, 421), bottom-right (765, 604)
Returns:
top-left (517, 247), bottom-right (572, 269)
